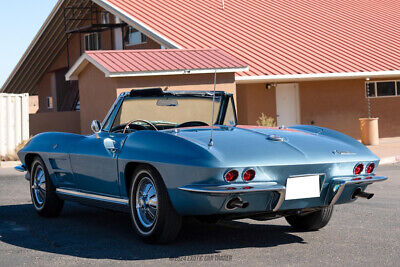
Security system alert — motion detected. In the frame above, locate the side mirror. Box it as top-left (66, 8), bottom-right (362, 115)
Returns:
top-left (91, 120), bottom-right (101, 134)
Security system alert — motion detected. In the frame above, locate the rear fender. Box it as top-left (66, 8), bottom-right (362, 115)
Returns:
top-left (289, 125), bottom-right (375, 152)
top-left (117, 131), bottom-right (222, 197)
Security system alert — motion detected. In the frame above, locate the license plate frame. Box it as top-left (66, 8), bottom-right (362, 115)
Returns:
top-left (285, 174), bottom-right (322, 200)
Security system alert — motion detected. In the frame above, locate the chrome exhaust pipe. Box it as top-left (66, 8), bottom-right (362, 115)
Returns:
top-left (226, 197), bottom-right (249, 210)
top-left (352, 188), bottom-right (374, 199)
top-left (354, 191), bottom-right (374, 199)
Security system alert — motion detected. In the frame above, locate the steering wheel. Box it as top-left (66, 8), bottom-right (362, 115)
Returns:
top-left (123, 119), bottom-right (158, 134)
top-left (175, 121), bottom-right (209, 128)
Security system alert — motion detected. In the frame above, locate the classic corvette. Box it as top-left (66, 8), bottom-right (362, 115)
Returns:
top-left (16, 88), bottom-right (387, 243)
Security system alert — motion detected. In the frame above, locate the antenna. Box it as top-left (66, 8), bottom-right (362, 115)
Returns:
top-left (209, 70), bottom-right (217, 147)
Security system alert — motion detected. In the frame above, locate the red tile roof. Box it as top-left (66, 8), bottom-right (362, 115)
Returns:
top-left (96, 0), bottom-right (400, 79)
top-left (66, 48), bottom-right (248, 80)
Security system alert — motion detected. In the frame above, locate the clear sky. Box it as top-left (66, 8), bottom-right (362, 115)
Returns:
top-left (0, 0), bottom-right (58, 89)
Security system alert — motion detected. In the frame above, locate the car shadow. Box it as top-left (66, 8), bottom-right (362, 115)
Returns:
top-left (0, 203), bottom-right (305, 261)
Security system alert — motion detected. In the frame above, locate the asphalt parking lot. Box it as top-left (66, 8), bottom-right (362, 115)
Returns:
top-left (0, 164), bottom-right (399, 266)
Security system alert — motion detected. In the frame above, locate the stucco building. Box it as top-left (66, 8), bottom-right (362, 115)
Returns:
top-left (2, 0), bottom-right (400, 139)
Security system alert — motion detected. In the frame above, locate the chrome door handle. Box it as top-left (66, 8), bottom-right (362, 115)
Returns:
top-left (104, 138), bottom-right (118, 152)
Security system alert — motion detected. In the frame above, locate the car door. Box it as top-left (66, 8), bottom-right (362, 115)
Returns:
top-left (69, 131), bottom-right (127, 196)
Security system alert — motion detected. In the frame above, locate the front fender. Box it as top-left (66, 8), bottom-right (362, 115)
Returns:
top-left (17, 132), bottom-right (85, 187)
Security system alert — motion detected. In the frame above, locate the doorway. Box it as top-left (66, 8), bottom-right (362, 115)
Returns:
top-left (275, 83), bottom-right (300, 126)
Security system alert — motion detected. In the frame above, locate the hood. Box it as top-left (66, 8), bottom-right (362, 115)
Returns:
top-left (165, 126), bottom-right (378, 167)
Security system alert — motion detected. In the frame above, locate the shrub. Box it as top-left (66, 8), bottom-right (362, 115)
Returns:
top-left (0, 138), bottom-right (31, 162)
top-left (256, 113), bottom-right (277, 127)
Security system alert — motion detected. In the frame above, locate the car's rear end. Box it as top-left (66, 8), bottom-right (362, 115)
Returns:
top-left (162, 125), bottom-right (387, 217)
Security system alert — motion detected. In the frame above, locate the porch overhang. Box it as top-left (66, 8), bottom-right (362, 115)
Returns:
top-left (65, 49), bottom-right (249, 81)
top-left (235, 70), bottom-right (400, 84)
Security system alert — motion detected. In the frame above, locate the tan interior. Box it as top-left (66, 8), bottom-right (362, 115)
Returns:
top-left (114, 97), bottom-right (222, 127)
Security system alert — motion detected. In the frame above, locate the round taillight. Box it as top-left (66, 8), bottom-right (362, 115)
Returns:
top-left (354, 163), bottom-right (364, 175)
top-left (243, 169), bottom-right (256, 181)
top-left (366, 163), bottom-right (375, 174)
top-left (224, 170), bottom-right (239, 182)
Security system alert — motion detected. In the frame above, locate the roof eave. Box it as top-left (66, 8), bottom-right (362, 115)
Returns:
top-left (107, 66), bottom-right (249, 78)
top-left (65, 54), bottom-right (112, 81)
top-left (66, 52), bottom-right (249, 81)
top-left (236, 70), bottom-right (400, 84)
top-left (0, 0), bottom-right (64, 92)
top-left (92, 0), bottom-right (182, 49)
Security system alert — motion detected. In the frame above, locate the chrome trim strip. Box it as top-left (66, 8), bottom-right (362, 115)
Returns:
top-left (14, 165), bottom-right (26, 172)
top-left (273, 189), bottom-right (286, 212)
top-left (56, 188), bottom-right (129, 205)
top-left (332, 176), bottom-right (388, 185)
top-left (329, 181), bottom-right (346, 207)
top-left (178, 183), bottom-right (285, 194)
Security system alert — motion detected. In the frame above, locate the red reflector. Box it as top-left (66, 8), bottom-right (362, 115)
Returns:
top-left (242, 186), bottom-right (253, 190)
top-left (225, 170), bottom-right (239, 182)
top-left (226, 187), bottom-right (236, 190)
top-left (354, 163), bottom-right (364, 175)
top-left (365, 177), bottom-right (372, 180)
top-left (366, 163), bottom-right (375, 174)
top-left (243, 169), bottom-right (256, 181)
top-left (352, 177), bottom-right (362, 181)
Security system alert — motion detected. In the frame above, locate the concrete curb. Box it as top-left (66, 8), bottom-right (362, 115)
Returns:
top-left (0, 161), bottom-right (21, 168)
top-left (379, 155), bottom-right (400, 165)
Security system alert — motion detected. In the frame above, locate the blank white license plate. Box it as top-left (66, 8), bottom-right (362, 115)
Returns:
top-left (285, 175), bottom-right (321, 200)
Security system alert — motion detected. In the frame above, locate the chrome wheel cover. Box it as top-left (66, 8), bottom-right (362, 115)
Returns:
top-left (32, 166), bottom-right (46, 207)
top-left (135, 177), bottom-right (158, 228)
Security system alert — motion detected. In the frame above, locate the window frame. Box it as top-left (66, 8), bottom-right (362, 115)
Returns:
top-left (101, 12), bottom-right (110, 24)
top-left (84, 32), bottom-right (102, 51)
top-left (46, 97), bottom-right (53, 109)
top-left (365, 80), bottom-right (400, 98)
top-left (124, 26), bottom-right (147, 46)
top-left (221, 95), bottom-right (238, 126)
top-left (101, 91), bottom-right (235, 133)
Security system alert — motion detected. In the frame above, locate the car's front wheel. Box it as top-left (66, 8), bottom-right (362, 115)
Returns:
top-left (129, 165), bottom-right (182, 243)
top-left (285, 206), bottom-right (333, 231)
top-left (30, 156), bottom-right (64, 217)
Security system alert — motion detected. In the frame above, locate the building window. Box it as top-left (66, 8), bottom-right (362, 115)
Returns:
top-left (47, 97), bottom-right (53, 109)
top-left (124, 26), bottom-right (147, 46)
top-left (84, 33), bottom-right (101, 51)
top-left (101, 12), bottom-right (110, 24)
top-left (365, 82), bottom-right (376, 97)
top-left (366, 81), bottom-right (400, 98)
top-left (74, 100), bottom-right (80, 111)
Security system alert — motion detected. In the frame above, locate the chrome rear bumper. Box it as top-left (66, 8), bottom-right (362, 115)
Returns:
top-left (328, 175), bottom-right (388, 206)
top-left (179, 175), bottom-right (387, 212)
top-left (179, 182), bottom-right (286, 211)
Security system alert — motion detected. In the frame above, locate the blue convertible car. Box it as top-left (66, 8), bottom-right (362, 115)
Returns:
top-left (16, 88), bottom-right (387, 243)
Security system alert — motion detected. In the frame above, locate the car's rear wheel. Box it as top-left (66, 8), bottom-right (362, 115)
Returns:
top-left (30, 156), bottom-right (64, 217)
top-left (129, 165), bottom-right (182, 243)
top-left (285, 206), bottom-right (333, 231)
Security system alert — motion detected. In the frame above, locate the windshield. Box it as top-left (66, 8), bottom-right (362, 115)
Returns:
top-left (111, 96), bottom-right (225, 130)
